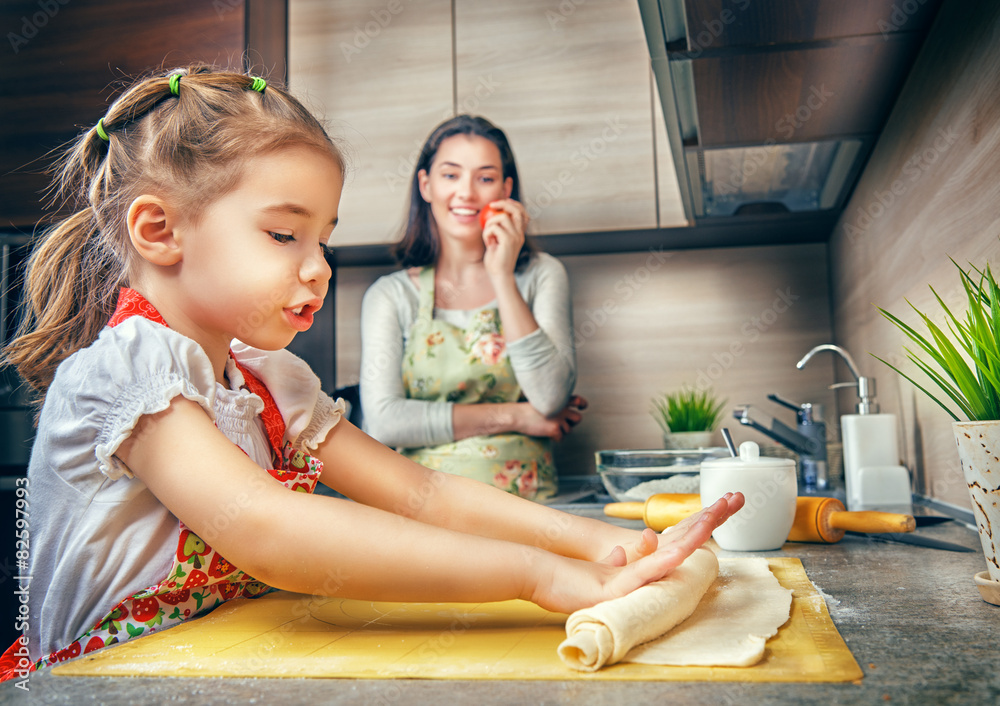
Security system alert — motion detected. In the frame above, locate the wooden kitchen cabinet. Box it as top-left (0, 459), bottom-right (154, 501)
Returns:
top-left (288, 0), bottom-right (686, 247)
top-left (288, 0), bottom-right (453, 247)
top-left (452, 0), bottom-right (684, 236)
top-left (0, 0), bottom-right (261, 229)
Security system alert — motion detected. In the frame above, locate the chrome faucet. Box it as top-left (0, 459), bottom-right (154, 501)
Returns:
top-left (733, 393), bottom-right (829, 489)
top-left (797, 344), bottom-right (880, 414)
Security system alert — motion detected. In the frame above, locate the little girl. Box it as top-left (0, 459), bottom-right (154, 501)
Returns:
top-left (0, 66), bottom-right (742, 680)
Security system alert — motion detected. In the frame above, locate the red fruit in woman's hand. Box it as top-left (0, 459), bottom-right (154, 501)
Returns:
top-left (479, 205), bottom-right (502, 230)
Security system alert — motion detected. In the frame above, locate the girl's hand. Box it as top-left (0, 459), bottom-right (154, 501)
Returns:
top-left (481, 199), bottom-right (528, 279)
top-left (598, 493), bottom-right (745, 566)
top-left (514, 395), bottom-right (588, 441)
top-left (529, 493), bottom-right (744, 614)
top-left (623, 493), bottom-right (744, 563)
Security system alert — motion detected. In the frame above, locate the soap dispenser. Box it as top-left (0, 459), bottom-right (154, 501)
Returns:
top-left (797, 344), bottom-right (912, 514)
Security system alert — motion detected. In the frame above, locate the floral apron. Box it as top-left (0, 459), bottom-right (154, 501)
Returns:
top-left (0, 288), bottom-right (323, 680)
top-left (400, 267), bottom-right (557, 500)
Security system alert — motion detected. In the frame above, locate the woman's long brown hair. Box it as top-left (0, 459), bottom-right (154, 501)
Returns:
top-left (392, 114), bottom-right (534, 271)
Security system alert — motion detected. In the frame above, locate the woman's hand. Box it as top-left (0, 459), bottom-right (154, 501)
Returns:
top-left (514, 395), bottom-right (588, 441)
top-left (528, 493), bottom-right (744, 614)
top-left (481, 198), bottom-right (528, 280)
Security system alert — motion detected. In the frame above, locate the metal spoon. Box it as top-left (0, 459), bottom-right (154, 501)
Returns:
top-left (721, 427), bottom-right (738, 457)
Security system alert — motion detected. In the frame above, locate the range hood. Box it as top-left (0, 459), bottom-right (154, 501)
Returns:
top-left (639, 0), bottom-right (941, 229)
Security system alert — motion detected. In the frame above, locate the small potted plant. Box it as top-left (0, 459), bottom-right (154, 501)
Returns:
top-left (651, 387), bottom-right (726, 450)
top-left (876, 256), bottom-right (1000, 604)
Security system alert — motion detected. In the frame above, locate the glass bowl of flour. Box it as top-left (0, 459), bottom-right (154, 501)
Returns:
top-left (596, 448), bottom-right (731, 502)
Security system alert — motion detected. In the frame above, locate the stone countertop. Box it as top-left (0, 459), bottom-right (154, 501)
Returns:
top-left (3, 506), bottom-right (998, 706)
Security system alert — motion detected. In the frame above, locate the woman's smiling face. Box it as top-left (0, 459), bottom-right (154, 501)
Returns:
top-left (418, 134), bottom-right (512, 245)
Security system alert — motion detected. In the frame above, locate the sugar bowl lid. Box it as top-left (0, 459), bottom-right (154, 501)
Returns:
top-left (700, 441), bottom-right (795, 469)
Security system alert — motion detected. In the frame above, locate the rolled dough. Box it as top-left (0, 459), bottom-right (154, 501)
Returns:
top-left (558, 553), bottom-right (792, 672)
top-left (558, 548), bottom-right (719, 671)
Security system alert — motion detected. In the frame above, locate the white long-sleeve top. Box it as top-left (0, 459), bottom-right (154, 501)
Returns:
top-left (359, 252), bottom-right (576, 449)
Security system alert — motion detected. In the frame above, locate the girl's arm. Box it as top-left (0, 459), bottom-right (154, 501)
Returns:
top-left (316, 417), bottom-right (740, 566)
top-left (118, 396), bottom-right (741, 613)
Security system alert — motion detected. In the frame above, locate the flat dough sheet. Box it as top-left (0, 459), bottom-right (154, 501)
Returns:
top-left (626, 557), bottom-right (793, 667)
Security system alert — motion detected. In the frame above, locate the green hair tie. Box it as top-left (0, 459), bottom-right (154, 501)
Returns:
top-left (250, 76), bottom-right (267, 93)
top-left (95, 118), bottom-right (110, 142)
top-left (168, 73), bottom-right (181, 96)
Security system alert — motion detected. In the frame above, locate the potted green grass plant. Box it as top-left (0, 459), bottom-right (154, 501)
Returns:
top-left (651, 387), bottom-right (726, 450)
top-left (876, 256), bottom-right (1000, 603)
top-left (876, 259), bottom-right (1000, 422)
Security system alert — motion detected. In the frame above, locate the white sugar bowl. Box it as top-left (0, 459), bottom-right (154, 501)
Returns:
top-left (700, 441), bottom-right (797, 551)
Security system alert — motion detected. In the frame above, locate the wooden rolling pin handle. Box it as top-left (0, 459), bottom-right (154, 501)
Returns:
top-left (605, 495), bottom-right (701, 531)
top-left (603, 501), bottom-right (645, 520)
top-left (828, 510), bottom-right (916, 535)
top-left (606, 494), bottom-right (918, 544)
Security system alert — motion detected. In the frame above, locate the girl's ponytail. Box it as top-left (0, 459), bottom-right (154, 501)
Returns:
top-left (4, 110), bottom-right (128, 402)
top-left (4, 208), bottom-right (124, 397)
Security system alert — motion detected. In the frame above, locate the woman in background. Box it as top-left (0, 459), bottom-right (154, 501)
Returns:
top-left (360, 115), bottom-right (586, 500)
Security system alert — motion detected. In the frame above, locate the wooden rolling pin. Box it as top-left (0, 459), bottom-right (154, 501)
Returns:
top-left (605, 493), bottom-right (916, 544)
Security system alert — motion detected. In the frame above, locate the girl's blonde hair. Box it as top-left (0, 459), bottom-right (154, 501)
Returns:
top-left (3, 65), bottom-right (343, 402)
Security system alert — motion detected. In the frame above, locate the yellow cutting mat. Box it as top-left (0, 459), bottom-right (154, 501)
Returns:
top-left (53, 557), bottom-right (861, 682)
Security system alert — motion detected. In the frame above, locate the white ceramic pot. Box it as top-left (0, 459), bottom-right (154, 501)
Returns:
top-left (953, 421), bottom-right (1000, 583)
top-left (700, 441), bottom-right (797, 551)
top-left (663, 430), bottom-right (713, 450)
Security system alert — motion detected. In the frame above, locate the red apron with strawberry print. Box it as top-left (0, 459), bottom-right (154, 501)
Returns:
top-left (0, 288), bottom-right (324, 680)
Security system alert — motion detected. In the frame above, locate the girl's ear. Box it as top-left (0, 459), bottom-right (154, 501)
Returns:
top-left (503, 176), bottom-right (513, 199)
top-left (417, 169), bottom-right (431, 203)
top-left (128, 195), bottom-right (181, 266)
